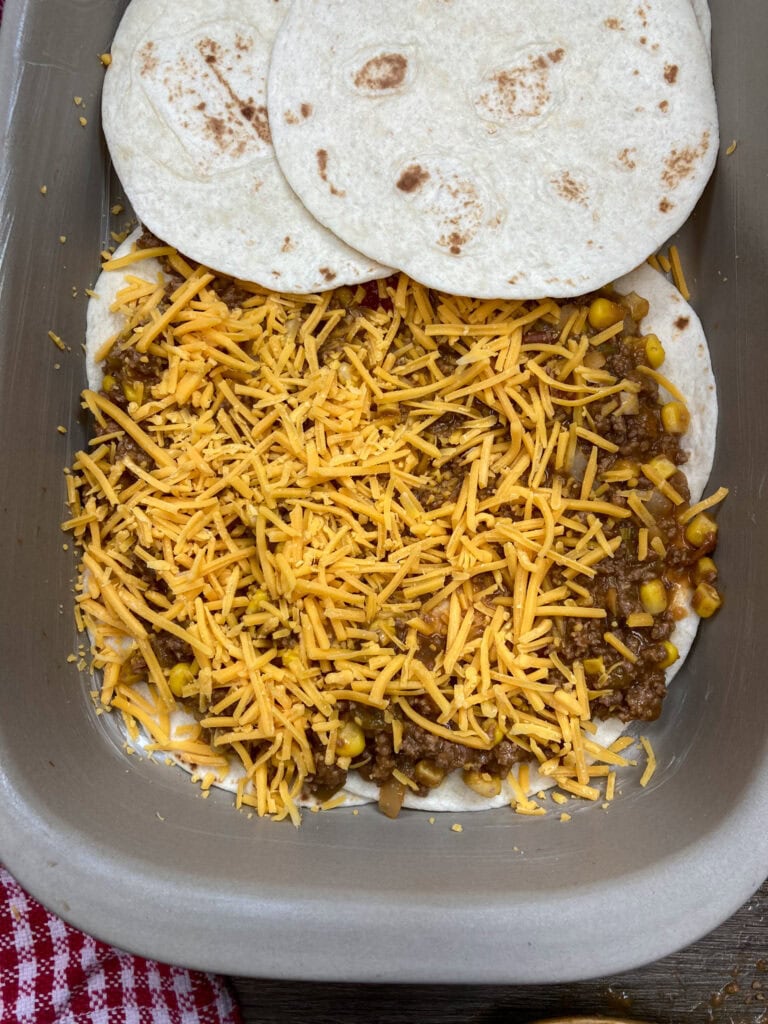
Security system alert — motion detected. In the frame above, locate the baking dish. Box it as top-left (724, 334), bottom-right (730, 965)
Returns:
top-left (0, 0), bottom-right (766, 983)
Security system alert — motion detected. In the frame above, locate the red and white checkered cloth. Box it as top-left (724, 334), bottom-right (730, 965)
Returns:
top-left (0, 866), bottom-right (242, 1024)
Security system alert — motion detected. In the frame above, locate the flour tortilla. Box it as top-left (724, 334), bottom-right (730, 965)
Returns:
top-left (101, 0), bottom-right (390, 293)
top-left (85, 231), bottom-right (164, 389)
top-left (268, 0), bottom-right (717, 299)
top-left (690, 0), bottom-right (712, 54)
top-left (86, 253), bottom-right (717, 812)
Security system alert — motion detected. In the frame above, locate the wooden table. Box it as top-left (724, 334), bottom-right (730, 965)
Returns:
top-left (230, 878), bottom-right (766, 1023)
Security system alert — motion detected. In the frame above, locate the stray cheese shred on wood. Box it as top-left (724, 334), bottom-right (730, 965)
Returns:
top-left (63, 241), bottom-right (725, 824)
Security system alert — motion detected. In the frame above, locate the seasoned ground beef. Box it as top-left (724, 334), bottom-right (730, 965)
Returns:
top-left (296, 317), bottom-right (713, 803)
top-left (101, 346), bottom-right (165, 413)
top-left (323, 697), bottom-right (529, 800)
top-left (94, 247), bottom-right (721, 812)
top-left (303, 731), bottom-right (349, 801)
top-left (152, 632), bottom-right (193, 669)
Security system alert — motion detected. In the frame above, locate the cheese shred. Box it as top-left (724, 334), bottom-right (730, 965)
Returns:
top-left (63, 242), bottom-right (718, 823)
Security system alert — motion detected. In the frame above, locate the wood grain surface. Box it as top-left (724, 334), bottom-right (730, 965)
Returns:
top-left (230, 878), bottom-right (767, 1023)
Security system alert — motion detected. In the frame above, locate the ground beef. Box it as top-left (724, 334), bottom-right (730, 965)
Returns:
top-left (136, 228), bottom-right (165, 250)
top-left (431, 410), bottom-right (465, 436)
top-left (129, 555), bottom-right (167, 595)
top-left (328, 327), bottom-right (709, 797)
top-left (151, 632), bottom-right (193, 669)
top-left (413, 459), bottom-right (463, 511)
top-left (350, 698), bottom-right (529, 798)
top-left (359, 277), bottom-right (396, 313)
top-left (216, 278), bottom-right (257, 309)
top-left (436, 344), bottom-right (460, 376)
top-left (96, 262), bottom-right (715, 806)
top-left (101, 345), bottom-right (166, 418)
top-left (104, 345), bottom-right (164, 386)
top-left (302, 732), bottom-right (349, 801)
top-left (317, 332), bottom-right (352, 367)
top-left (115, 433), bottom-right (155, 471)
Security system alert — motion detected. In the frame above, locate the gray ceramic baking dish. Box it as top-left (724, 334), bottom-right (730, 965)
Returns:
top-left (0, 0), bottom-right (766, 984)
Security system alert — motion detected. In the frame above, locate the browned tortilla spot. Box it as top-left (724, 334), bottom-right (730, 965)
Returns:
top-left (354, 53), bottom-right (408, 92)
top-left (173, 37), bottom-right (273, 148)
top-left (675, 316), bottom-right (690, 330)
top-left (604, 17), bottom-right (623, 30)
top-left (316, 149), bottom-right (346, 197)
top-left (284, 110), bottom-right (299, 125)
top-left (300, 103), bottom-right (313, 119)
top-left (440, 230), bottom-right (466, 256)
top-left (319, 266), bottom-right (337, 282)
top-left (396, 164), bottom-right (431, 193)
top-left (205, 115), bottom-right (228, 146)
top-left (617, 147), bottom-right (637, 170)
top-left (659, 100), bottom-right (669, 112)
top-left (661, 132), bottom-right (710, 189)
top-left (139, 41), bottom-right (157, 75)
top-left (552, 171), bottom-right (588, 205)
top-left (475, 47), bottom-right (566, 124)
top-left (282, 236), bottom-right (293, 253)
top-left (659, 197), bottom-right (674, 213)
top-left (246, 104), bottom-right (271, 145)
top-left (664, 64), bottom-right (679, 85)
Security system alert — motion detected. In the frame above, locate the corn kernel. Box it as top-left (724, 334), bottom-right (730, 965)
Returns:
top-left (583, 657), bottom-right (606, 676)
top-left (692, 582), bottom-right (722, 618)
top-left (661, 401), bottom-right (691, 434)
top-left (640, 578), bottom-right (668, 615)
top-left (658, 641), bottom-right (679, 669)
top-left (588, 297), bottom-right (625, 330)
top-left (643, 334), bottom-right (666, 368)
top-left (101, 373), bottom-right (116, 392)
top-left (246, 589), bottom-right (268, 614)
top-left (606, 458), bottom-right (639, 482)
top-left (122, 380), bottom-right (144, 405)
top-left (695, 557), bottom-right (718, 584)
top-left (336, 720), bottom-right (365, 758)
top-left (168, 662), bottom-right (195, 698)
top-left (685, 513), bottom-right (717, 548)
top-left (646, 455), bottom-right (677, 480)
top-left (462, 770), bottom-right (501, 798)
top-left (415, 759), bottom-right (446, 789)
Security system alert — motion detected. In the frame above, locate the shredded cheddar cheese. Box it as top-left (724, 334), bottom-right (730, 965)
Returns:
top-left (63, 242), bottom-right (722, 823)
top-left (639, 735), bottom-right (657, 787)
